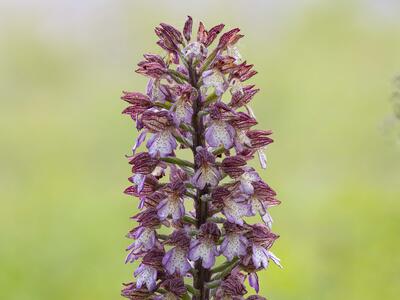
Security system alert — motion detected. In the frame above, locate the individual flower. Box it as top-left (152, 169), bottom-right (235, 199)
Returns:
top-left (248, 180), bottom-right (280, 228)
top-left (246, 224), bottom-right (281, 269)
top-left (192, 146), bottom-right (220, 189)
top-left (125, 208), bottom-right (166, 264)
top-left (237, 167), bottom-right (261, 195)
top-left (228, 113), bottom-right (258, 153)
top-left (215, 268), bottom-right (247, 300)
top-left (202, 68), bottom-right (228, 96)
top-left (140, 110), bottom-right (177, 158)
top-left (162, 230), bottom-right (192, 276)
top-left (189, 222), bottom-right (221, 268)
top-left (205, 102), bottom-right (236, 149)
top-left (212, 186), bottom-right (251, 225)
top-left (220, 222), bottom-right (248, 261)
top-left (134, 249), bottom-right (164, 291)
top-left (156, 181), bottom-right (186, 222)
top-left (170, 84), bottom-right (194, 125)
top-left (136, 54), bottom-right (168, 79)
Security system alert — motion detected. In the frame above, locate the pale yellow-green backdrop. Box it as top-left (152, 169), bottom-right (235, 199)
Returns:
top-left (1, 0), bottom-right (400, 299)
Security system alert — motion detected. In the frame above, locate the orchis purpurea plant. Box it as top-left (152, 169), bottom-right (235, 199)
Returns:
top-left (121, 17), bottom-right (282, 300)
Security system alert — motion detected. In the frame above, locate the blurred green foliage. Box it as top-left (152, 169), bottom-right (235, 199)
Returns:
top-left (0, 1), bottom-right (399, 299)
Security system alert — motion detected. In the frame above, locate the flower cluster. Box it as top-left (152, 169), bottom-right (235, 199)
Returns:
top-left (121, 16), bottom-right (281, 300)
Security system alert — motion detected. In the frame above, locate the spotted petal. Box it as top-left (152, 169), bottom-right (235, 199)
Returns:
top-left (147, 131), bottom-right (177, 157)
top-left (223, 198), bottom-right (251, 225)
top-left (188, 240), bottom-right (218, 269)
top-left (220, 233), bottom-right (248, 261)
top-left (162, 247), bottom-right (191, 275)
top-left (157, 197), bottom-right (185, 221)
top-left (205, 121), bottom-right (235, 149)
top-left (134, 264), bottom-right (157, 291)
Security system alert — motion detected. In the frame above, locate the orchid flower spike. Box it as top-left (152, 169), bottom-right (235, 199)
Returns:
top-left (121, 16), bottom-right (281, 300)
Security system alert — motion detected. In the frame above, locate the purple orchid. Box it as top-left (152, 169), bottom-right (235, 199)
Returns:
top-left (134, 249), bottom-right (164, 291)
top-left (140, 110), bottom-right (178, 158)
top-left (121, 17), bottom-right (281, 299)
top-left (246, 224), bottom-right (282, 270)
top-left (156, 181), bottom-right (186, 222)
top-left (212, 186), bottom-right (252, 225)
top-left (205, 103), bottom-right (236, 149)
top-left (162, 230), bottom-right (192, 276)
top-left (189, 222), bottom-right (221, 268)
top-left (220, 222), bottom-right (248, 261)
top-left (248, 181), bottom-right (281, 228)
top-left (192, 146), bottom-right (220, 189)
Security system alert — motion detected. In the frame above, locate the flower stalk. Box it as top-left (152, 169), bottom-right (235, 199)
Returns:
top-left (121, 16), bottom-right (281, 300)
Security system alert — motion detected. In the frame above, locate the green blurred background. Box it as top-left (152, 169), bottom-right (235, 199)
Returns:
top-left (1, 0), bottom-right (400, 299)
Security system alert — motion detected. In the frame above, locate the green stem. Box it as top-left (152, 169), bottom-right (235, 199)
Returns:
top-left (185, 285), bottom-right (200, 296)
top-left (212, 146), bottom-right (225, 156)
top-left (182, 215), bottom-right (197, 225)
top-left (211, 257), bottom-right (240, 281)
top-left (188, 56), bottom-right (211, 300)
top-left (211, 257), bottom-right (240, 274)
top-left (204, 279), bottom-right (221, 289)
top-left (160, 157), bottom-right (194, 168)
top-left (168, 69), bottom-right (189, 83)
top-left (198, 48), bottom-right (218, 77)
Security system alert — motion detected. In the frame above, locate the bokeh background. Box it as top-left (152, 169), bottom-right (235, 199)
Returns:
top-left (1, 0), bottom-right (400, 299)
